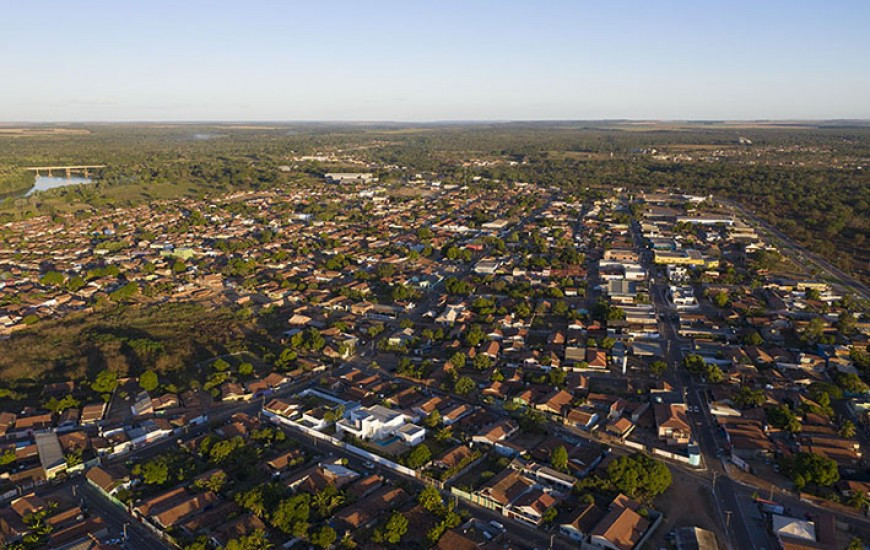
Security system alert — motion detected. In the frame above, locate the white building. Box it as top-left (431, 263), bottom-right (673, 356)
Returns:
top-left (668, 285), bottom-right (698, 309)
top-left (336, 405), bottom-right (411, 442)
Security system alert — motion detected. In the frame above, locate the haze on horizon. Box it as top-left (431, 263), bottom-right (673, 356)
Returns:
top-left (2, 0), bottom-right (868, 122)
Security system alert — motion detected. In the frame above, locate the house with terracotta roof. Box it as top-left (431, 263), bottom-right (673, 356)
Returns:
top-left (471, 419), bottom-right (519, 446)
top-left (588, 494), bottom-right (653, 550)
top-left (654, 403), bottom-right (692, 446)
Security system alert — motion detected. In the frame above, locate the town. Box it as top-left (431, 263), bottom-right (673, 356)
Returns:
top-left (0, 170), bottom-right (868, 550)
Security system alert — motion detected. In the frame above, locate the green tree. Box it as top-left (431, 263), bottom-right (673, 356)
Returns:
top-left (424, 409), bottom-right (442, 428)
top-left (381, 511), bottom-right (409, 544)
top-left (418, 485), bottom-right (443, 513)
top-left (550, 445), bottom-right (569, 472)
top-left (65, 275), bottom-right (86, 292)
top-left (787, 452), bottom-right (839, 490)
top-left (238, 362), bottom-right (254, 376)
top-left (744, 331), bottom-right (764, 346)
top-left (767, 405), bottom-right (801, 433)
top-left (312, 526), bottom-right (336, 549)
top-left (226, 529), bottom-right (272, 550)
top-left (454, 376), bottom-right (475, 395)
top-left (141, 460), bottom-right (169, 485)
top-left (91, 369), bottom-right (118, 395)
top-left (473, 354), bottom-right (492, 371)
top-left (838, 420), bottom-right (856, 439)
top-left (406, 444), bottom-right (431, 469)
top-left (449, 352), bottom-right (466, 369)
top-left (139, 369), bottom-right (159, 392)
top-left (733, 387), bottom-right (765, 409)
top-left (650, 361), bottom-right (667, 376)
top-left (40, 271), bottom-right (65, 286)
top-left (271, 494), bottom-right (311, 537)
top-left (213, 358), bottom-right (231, 372)
top-left (607, 453), bottom-right (672, 498)
top-left (712, 291), bottom-right (729, 308)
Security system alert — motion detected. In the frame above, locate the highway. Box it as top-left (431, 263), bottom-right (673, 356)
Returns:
top-left (720, 198), bottom-right (868, 301)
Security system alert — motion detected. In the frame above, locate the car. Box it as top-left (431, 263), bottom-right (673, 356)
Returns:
top-left (363, 460), bottom-right (375, 469)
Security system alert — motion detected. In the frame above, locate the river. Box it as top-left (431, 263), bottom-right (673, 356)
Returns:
top-left (25, 175), bottom-right (92, 196)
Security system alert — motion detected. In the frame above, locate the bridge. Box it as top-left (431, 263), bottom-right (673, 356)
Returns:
top-left (25, 165), bottom-right (106, 177)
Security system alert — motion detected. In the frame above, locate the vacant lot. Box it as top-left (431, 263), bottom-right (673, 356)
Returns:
top-left (0, 301), bottom-right (272, 398)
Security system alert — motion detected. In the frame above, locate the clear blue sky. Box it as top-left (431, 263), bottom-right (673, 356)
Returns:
top-left (1, 0), bottom-right (868, 121)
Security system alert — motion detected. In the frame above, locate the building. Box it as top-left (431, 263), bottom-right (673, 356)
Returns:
top-left (336, 405), bottom-right (412, 442)
top-left (654, 403), bottom-right (692, 446)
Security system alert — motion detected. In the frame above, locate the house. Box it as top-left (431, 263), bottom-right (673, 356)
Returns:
top-left (560, 500), bottom-right (608, 542)
top-left (131, 391), bottom-right (153, 417)
top-left (86, 465), bottom-right (131, 497)
top-left (472, 419), bottom-right (519, 446)
top-left (654, 403), bottom-right (691, 446)
top-left (509, 488), bottom-right (558, 526)
top-left (588, 494), bottom-right (652, 550)
top-left (434, 445), bottom-right (476, 471)
top-left (395, 423), bottom-right (426, 446)
top-left (79, 403), bottom-right (105, 425)
top-left (565, 408), bottom-right (599, 431)
top-left (334, 486), bottom-right (407, 530)
top-left (605, 417), bottom-right (636, 440)
top-left (534, 389), bottom-right (574, 416)
top-left (335, 405), bottom-right (410, 442)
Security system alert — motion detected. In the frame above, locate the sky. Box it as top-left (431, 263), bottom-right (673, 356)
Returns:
top-left (1, 0), bottom-right (868, 121)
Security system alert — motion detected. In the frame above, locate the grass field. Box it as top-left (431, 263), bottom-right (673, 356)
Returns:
top-left (0, 301), bottom-right (274, 399)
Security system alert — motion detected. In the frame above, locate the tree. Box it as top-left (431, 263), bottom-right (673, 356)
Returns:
top-left (836, 373), bottom-right (868, 394)
top-left (139, 369), bottom-right (159, 392)
top-left (65, 275), bottom-right (85, 292)
top-left (712, 291), bottom-right (730, 308)
top-left (801, 317), bottom-right (826, 343)
top-left (454, 376), bottom-right (475, 395)
top-left (40, 271), bottom-right (64, 286)
top-left (43, 394), bottom-right (80, 414)
top-left (846, 490), bottom-right (868, 510)
top-left (424, 410), bottom-right (441, 428)
top-left (238, 362), bottom-right (254, 376)
top-left (418, 485), bottom-right (443, 513)
top-left (787, 452), bottom-right (839, 490)
top-left (406, 444), bottom-right (431, 469)
top-left (767, 405), bottom-right (801, 433)
top-left (837, 312), bottom-right (857, 335)
top-left (449, 351), bottom-right (466, 369)
top-left (194, 470), bottom-right (227, 493)
top-left (607, 453), bottom-right (672, 499)
top-left (226, 529), bottom-right (272, 550)
top-left (91, 369), bottom-right (118, 395)
top-left (650, 361), bottom-right (667, 376)
top-left (744, 331), bottom-right (764, 346)
top-left (312, 526), bottom-right (336, 549)
top-left (381, 511), bottom-right (409, 544)
top-left (271, 494), bottom-right (311, 537)
top-left (141, 460), bottom-right (169, 485)
top-left (541, 506), bottom-right (558, 524)
top-left (733, 387), bottom-right (765, 409)
top-left (213, 358), bottom-right (231, 372)
top-left (473, 354), bottom-right (492, 371)
top-left (550, 445), bottom-right (569, 472)
top-left (846, 537), bottom-right (864, 550)
top-left (838, 420), bottom-right (856, 439)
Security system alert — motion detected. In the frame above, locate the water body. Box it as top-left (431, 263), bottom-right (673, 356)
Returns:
top-left (25, 175), bottom-right (92, 196)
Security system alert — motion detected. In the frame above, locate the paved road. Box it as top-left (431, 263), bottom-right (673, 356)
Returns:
top-left (721, 198), bottom-right (868, 301)
top-left (75, 479), bottom-right (169, 550)
top-left (636, 216), bottom-right (774, 550)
